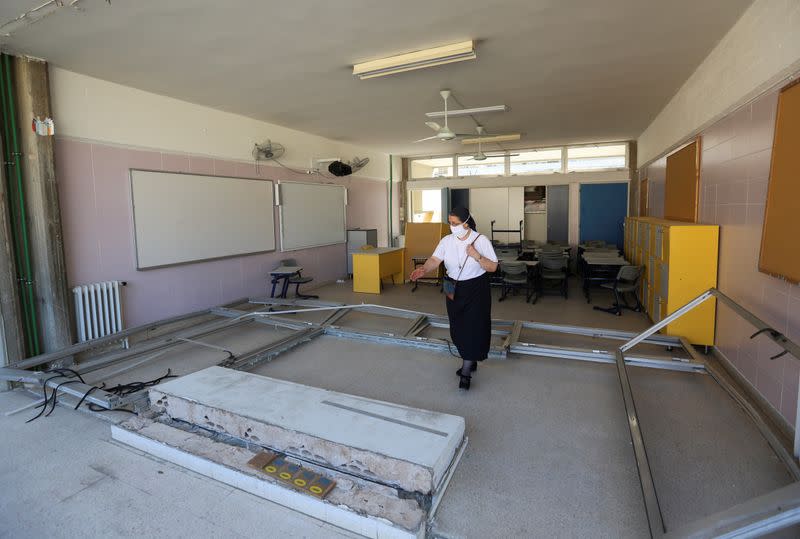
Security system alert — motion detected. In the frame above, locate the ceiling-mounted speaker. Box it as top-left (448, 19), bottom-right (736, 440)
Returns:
top-left (328, 161), bottom-right (353, 177)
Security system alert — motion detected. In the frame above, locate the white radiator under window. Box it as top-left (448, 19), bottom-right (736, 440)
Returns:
top-left (72, 280), bottom-right (126, 342)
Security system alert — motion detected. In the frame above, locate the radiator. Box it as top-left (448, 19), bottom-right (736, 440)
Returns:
top-left (72, 280), bottom-right (126, 342)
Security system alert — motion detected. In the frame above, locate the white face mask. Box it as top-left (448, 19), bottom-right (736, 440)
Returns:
top-left (450, 223), bottom-right (469, 238)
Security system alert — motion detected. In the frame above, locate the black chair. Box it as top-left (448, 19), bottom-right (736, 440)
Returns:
top-left (270, 258), bottom-right (318, 299)
top-left (539, 255), bottom-right (568, 299)
top-left (498, 261), bottom-right (534, 303)
top-left (593, 266), bottom-right (643, 316)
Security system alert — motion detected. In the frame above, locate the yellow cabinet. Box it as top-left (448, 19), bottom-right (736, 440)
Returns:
top-left (624, 217), bottom-right (719, 345)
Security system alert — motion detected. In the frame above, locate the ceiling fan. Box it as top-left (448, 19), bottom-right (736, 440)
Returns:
top-left (470, 126), bottom-right (519, 161)
top-left (413, 90), bottom-right (475, 143)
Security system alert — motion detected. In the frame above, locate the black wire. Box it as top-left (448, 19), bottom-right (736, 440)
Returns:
top-left (26, 373), bottom-right (66, 423)
top-left (45, 379), bottom-right (84, 417)
top-left (444, 339), bottom-right (461, 358)
top-left (43, 367), bottom-right (87, 384)
top-left (73, 383), bottom-right (105, 410)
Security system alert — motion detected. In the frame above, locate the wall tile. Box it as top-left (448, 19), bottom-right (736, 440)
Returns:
top-left (676, 88), bottom-right (799, 425)
top-left (161, 153), bottom-right (191, 173)
top-left (744, 148), bottom-right (772, 182)
top-left (55, 139), bottom-right (384, 327)
top-left (189, 156), bottom-right (215, 175)
top-left (212, 159), bottom-right (236, 177)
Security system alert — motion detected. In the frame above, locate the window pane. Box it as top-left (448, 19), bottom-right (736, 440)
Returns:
top-left (457, 154), bottom-right (505, 176)
top-left (567, 144), bottom-right (626, 171)
top-left (411, 157), bottom-right (454, 178)
top-left (510, 149), bottom-right (562, 175)
top-left (410, 189), bottom-right (442, 222)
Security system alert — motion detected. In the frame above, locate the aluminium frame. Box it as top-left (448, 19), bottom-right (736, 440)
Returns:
top-left (1, 289), bottom-right (799, 538)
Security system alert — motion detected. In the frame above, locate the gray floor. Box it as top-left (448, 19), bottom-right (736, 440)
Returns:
top-left (0, 390), bottom-right (360, 539)
top-left (1, 280), bottom-right (796, 538)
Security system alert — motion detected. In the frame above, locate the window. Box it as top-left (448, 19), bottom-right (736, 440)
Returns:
top-left (567, 144), bottom-right (626, 171)
top-left (457, 154), bottom-right (505, 177)
top-left (510, 149), bottom-right (562, 175)
top-left (410, 157), bottom-right (454, 179)
top-left (410, 189), bottom-right (443, 222)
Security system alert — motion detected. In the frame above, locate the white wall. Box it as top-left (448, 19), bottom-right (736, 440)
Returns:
top-left (638, 0), bottom-right (800, 166)
top-left (50, 68), bottom-right (393, 180)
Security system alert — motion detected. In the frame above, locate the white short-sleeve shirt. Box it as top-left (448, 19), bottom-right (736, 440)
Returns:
top-left (432, 229), bottom-right (498, 281)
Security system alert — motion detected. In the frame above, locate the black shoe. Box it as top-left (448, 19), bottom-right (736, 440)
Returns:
top-left (458, 375), bottom-right (471, 390)
top-left (455, 363), bottom-right (478, 377)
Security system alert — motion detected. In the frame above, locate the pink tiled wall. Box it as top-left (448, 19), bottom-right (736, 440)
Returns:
top-left (644, 88), bottom-right (800, 427)
top-left (55, 138), bottom-right (391, 328)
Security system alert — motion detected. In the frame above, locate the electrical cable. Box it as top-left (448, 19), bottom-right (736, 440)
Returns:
top-left (26, 373), bottom-right (66, 423)
top-left (45, 379), bottom-right (83, 416)
top-left (73, 383), bottom-right (105, 410)
top-left (445, 339), bottom-right (461, 358)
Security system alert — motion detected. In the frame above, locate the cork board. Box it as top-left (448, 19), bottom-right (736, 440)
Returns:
top-left (404, 222), bottom-right (449, 281)
top-left (759, 81), bottom-right (800, 283)
top-left (664, 140), bottom-right (700, 222)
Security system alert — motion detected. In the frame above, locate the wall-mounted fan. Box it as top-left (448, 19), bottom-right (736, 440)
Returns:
top-left (252, 140), bottom-right (285, 161)
top-left (348, 157), bottom-right (370, 172)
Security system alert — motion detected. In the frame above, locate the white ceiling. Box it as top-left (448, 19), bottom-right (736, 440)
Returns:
top-left (0, 0), bottom-right (752, 156)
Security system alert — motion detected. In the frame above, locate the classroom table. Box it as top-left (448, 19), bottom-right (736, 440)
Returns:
top-left (269, 265), bottom-right (303, 298)
top-left (581, 255), bottom-right (628, 303)
top-left (352, 247), bottom-right (405, 294)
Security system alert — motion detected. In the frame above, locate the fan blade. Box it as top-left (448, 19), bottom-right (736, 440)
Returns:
top-left (413, 136), bottom-right (440, 143)
top-left (425, 121), bottom-right (441, 131)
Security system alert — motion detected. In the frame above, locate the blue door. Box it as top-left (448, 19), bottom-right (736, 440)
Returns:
top-left (580, 183), bottom-right (628, 248)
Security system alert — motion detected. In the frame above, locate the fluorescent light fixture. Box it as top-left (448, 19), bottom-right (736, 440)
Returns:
top-left (353, 41), bottom-right (476, 80)
top-left (461, 134), bottom-right (521, 145)
top-left (426, 105), bottom-right (508, 118)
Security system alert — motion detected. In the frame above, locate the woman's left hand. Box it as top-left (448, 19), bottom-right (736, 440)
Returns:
top-left (466, 244), bottom-right (480, 261)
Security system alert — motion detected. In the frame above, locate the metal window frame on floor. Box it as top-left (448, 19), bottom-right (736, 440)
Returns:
top-left (615, 288), bottom-right (800, 538)
top-left (2, 289), bottom-right (799, 538)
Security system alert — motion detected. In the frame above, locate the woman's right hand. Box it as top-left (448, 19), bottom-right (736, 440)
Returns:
top-left (410, 268), bottom-right (427, 281)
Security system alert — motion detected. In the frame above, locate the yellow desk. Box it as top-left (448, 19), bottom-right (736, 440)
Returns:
top-left (353, 247), bottom-right (405, 294)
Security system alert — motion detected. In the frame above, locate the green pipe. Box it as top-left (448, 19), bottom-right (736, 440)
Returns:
top-left (1, 54), bottom-right (40, 356)
top-left (388, 154), bottom-right (393, 247)
top-left (0, 59), bottom-right (33, 350)
top-left (0, 56), bottom-right (34, 355)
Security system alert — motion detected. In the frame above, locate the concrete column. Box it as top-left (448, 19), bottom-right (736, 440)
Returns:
top-left (12, 56), bottom-right (72, 352)
top-left (0, 137), bottom-right (26, 372)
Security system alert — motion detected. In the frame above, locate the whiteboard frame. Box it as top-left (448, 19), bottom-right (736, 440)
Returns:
top-left (130, 169), bottom-right (276, 270)
top-left (278, 180), bottom-right (347, 252)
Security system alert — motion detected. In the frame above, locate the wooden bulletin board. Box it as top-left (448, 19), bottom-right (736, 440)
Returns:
top-left (759, 81), bottom-right (800, 283)
top-left (639, 178), bottom-right (648, 216)
top-left (403, 222), bottom-right (449, 282)
top-left (664, 139), bottom-right (700, 222)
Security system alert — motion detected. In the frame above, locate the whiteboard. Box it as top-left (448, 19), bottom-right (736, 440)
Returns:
top-left (130, 170), bottom-right (275, 269)
top-left (279, 182), bottom-right (346, 251)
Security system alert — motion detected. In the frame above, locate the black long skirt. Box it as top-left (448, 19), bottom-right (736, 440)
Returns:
top-left (446, 272), bottom-right (492, 362)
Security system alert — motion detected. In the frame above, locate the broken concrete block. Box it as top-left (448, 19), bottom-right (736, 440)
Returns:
top-left (148, 366), bottom-right (465, 496)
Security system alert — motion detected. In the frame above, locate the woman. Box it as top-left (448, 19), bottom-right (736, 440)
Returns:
top-left (410, 207), bottom-right (498, 390)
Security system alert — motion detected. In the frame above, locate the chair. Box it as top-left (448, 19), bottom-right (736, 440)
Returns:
top-left (539, 256), bottom-right (568, 299)
top-left (593, 265), bottom-right (642, 316)
top-left (498, 261), bottom-right (533, 303)
top-left (270, 258), bottom-right (318, 300)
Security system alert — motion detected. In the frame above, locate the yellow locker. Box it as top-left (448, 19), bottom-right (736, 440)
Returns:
top-left (624, 217), bottom-right (719, 345)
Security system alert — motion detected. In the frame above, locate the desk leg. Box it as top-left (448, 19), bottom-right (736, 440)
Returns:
top-left (280, 277), bottom-right (291, 299)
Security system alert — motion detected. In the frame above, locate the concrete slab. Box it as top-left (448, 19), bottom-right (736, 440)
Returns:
top-left (111, 418), bottom-right (424, 539)
top-left (0, 389), bottom-right (360, 539)
top-left (150, 366), bottom-right (465, 495)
